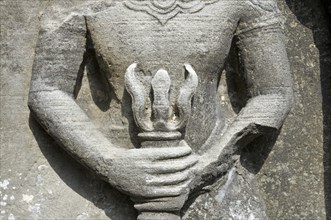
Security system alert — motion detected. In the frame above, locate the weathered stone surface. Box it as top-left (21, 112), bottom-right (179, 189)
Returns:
top-left (255, 1), bottom-right (331, 219)
top-left (0, 0), bottom-right (330, 220)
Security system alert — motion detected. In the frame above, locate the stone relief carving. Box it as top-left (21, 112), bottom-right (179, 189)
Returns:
top-left (28, 0), bottom-right (293, 219)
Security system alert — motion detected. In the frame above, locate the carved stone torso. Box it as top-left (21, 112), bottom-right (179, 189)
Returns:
top-left (86, 0), bottom-right (240, 150)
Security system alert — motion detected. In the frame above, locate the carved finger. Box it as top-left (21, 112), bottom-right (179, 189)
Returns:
top-left (133, 195), bottom-right (185, 212)
top-left (145, 180), bottom-right (190, 198)
top-left (147, 155), bottom-right (198, 174)
top-left (132, 196), bottom-right (180, 204)
top-left (147, 169), bottom-right (193, 186)
top-left (138, 146), bottom-right (192, 161)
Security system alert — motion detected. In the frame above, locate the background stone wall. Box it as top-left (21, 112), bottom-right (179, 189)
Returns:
top-left (255, 1), bottom-right (331, 219)
top-left (1, 0), bottom-right (330, 219)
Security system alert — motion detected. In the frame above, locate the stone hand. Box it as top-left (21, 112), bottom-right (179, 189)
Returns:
top-left (190, 122), bottom-right (277, 191)
top-left (189, 123), bottom-right (258, 191)
top-left (190, 152), bottom-right (230, 189)
top-left (104, 143), bottom-right (198, 199)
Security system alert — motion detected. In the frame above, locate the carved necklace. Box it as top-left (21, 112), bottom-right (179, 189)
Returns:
top-left (124, 0), bottom-right (220, 24)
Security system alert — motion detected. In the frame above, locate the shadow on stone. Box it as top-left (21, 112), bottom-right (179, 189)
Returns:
top-left (84, 32), bottom-right (113, 112)
top-left (225, 37), bottom-right (250, 114)
top-left (284, 0), bottom-right (331, 218)
top-left (28, 114), bottom-right (137, 220)
top-left (240, 131), bottom-right (280, 174)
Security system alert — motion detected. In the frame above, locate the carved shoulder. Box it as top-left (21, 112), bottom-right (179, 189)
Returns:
top-left (239, 0), bottom-right (280, 21)
top-left (39, 0), bottom-right (114, 31)
top-left (246, 0), bottom-right (279, 12)
top-left (236, 0), bottom-right (283, 37)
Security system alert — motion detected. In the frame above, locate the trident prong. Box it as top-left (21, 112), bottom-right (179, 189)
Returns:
top-left (125, 63), bottom-right (154, 132)
top-left (171, 64), bottom-right (199, 130)
top-left (151, 69), bottom-right (172, 131)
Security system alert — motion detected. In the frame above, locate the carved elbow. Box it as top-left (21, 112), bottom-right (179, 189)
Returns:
top-left (283, 86), bottom-right (294, 115)
top-left (28, 91), bottom-right (39, 112)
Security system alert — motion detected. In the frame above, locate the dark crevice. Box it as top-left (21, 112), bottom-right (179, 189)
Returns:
top-left (78, 16), bottom-right (115, 111)
top-left (225, 36), bottom-right (250, 114)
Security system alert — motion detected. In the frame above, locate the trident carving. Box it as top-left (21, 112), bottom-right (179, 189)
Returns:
top-left (125, 63), bottom-right (198, 220)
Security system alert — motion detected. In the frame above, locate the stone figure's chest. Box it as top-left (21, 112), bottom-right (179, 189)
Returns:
top-left (86, 1), bottom-right (238, 63)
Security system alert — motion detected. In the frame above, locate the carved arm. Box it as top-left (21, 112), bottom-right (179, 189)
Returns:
top-left (194, 9), bottom-right (293, 184)
top-left (28, 15), bottom-right (117, 179)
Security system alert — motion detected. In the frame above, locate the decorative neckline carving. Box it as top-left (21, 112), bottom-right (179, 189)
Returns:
top-left (124, 0), bottom-right (220, 24)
